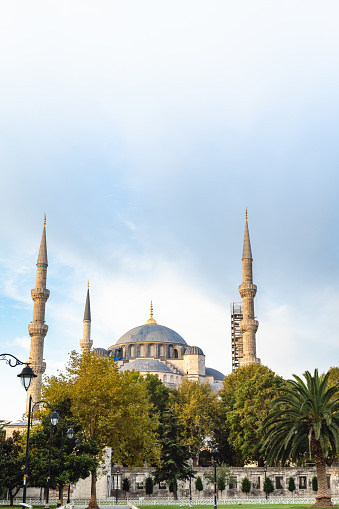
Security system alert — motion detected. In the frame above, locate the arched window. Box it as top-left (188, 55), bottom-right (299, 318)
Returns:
top-left (163, 374), bottom-right (167, 383)
top-left (129, 345), bottom-right (134, 358)
top-left (170, 375), bottom-right (174, 384)
top-left (158, 344), bottom-right (164, 357)
top-left (174, 349), bottom-right (178, 359)
top-left (136, 345), bottom-right (141, 357)
top-left (147, 344), bottom-right (153, 357)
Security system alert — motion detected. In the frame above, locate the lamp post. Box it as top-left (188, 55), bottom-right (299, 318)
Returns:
top-left (67, 439), bottom-right (81, 504)
top-left (264, 464), bottom-right (267, 500)
top-left (211, 447), bottom-right (219, 509)
top-left (2, 357), bottom-right (37, 509)
top-left (45, 410), bottom-right (60, 509)
top-left (188, 458), bottom-right (193, 507)
top-left (57, 426), bottom-right (74, 506)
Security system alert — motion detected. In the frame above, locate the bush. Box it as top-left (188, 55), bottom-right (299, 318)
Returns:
top-left (195, 476), bottom-right (203, 492)
top-left (288, 477), bottom-right (296, 493)
top-left (241, 477), bottom-right (251, 495)
top-left (122, 477), bottom-right (131, 493)
top-left (264, 476), bottom-right (274, 496)
top-left (145, 476), bottom-right (154, 495)
top-left (312, 476), bottom-right (318, 492)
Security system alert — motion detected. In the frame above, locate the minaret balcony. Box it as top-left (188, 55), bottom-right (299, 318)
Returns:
top-left (239, 319), bottom-right (259, 333)
top-left (31, 288), bottom-right (50, 301)
top-left (28, 323), bottom-right (49, 337)
top-left (239, 283), bottom-right (257, 298)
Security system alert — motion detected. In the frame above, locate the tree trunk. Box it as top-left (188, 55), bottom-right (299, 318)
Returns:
top-left (9, 491), bottom-right (14, 506)
top-left (312, 438), bottom-right (333, 507)
top-left (172, 481), bottom-right (178, 500)
top-left (88, 470), bottom-right (99, 509)
top-left (58, 482), bottom-right (64, 505)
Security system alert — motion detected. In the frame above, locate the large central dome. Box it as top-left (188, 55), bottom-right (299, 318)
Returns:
top-left (113, 323), bottom-right (187, 346)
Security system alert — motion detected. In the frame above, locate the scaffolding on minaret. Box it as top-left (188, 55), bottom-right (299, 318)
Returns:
top-left (231, 302), bottom-right (243, 371)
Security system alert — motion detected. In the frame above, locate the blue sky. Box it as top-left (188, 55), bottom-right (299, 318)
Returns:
top-left (1, 1), bottom-right (339, 421)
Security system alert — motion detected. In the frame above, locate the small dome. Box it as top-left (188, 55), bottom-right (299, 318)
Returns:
top-left (184, 346), bottom-right (204, 356)
top-left (94, 347), bottom-right (110, 357)
top-left (120, 359), bottom-right (176, 374)
top-left (111, 324), bottom-right (187, 346)
top-left (205, 367), bottom-right (225, 381)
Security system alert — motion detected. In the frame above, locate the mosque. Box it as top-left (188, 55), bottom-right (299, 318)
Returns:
top-left (25, 213), bottom-right (260, 412)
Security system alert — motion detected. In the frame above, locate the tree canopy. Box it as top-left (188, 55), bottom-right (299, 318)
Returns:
top-left (263, 369), bottom-right (339, 506)
top-left (219, 364), bottom-right (285, 465)
top-left (41, 351), bottom-right (160, 508)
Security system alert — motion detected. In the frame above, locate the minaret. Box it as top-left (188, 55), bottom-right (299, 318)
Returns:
top-left (80, 282), bottom-right (93, 352)
top-left (238, 211), bottom-right (260, 367)
top-left (26, 216), bottom-right (50, 414)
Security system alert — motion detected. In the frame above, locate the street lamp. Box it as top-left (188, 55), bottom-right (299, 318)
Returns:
top-left (67, 438), bottom-right (81, 504)
top-left (57, 426), bottom-right (74, 506)
top-left (264, 464), bottom-right (267, 500)
top-left (211, 447), bottom-right (219, 509)
top-left (0, 353), bottom-right (36, 390)
top-left (45, 410), bottom-right (60, 509)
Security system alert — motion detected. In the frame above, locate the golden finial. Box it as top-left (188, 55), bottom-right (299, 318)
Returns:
top-left (44, 214), bottom-right (46, 227)
top-left (146, 300), bottom-right (157, 325)
top-left (88, 280), bottom-right (90, 289)
top-left (245, 209), bottom-right (248, 221)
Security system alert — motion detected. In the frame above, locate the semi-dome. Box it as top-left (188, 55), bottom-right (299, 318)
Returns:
top-left (111, 323), bottom-right (187, 347)
top-left (184, 346), bottom-right (204, 356)
top-left (94, 347), bottom-right (111, 357)
top-left (205, 367), bottom-right (225, 381)
top-left (120, 359), bottom-right (176, 373)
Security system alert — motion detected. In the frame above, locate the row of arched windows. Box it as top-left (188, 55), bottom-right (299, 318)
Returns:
top-left (125, 343), bottom-right (180, 359)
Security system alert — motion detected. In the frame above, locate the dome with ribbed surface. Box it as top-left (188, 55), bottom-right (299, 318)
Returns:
top-left (205, 367), bottom-right (225, 380)
top-left (120, 359), bottom-right (176, 373)
top-left (111, 324), bottom-right (187, 346)
top-left (184, 346), bottom-right (204, 356)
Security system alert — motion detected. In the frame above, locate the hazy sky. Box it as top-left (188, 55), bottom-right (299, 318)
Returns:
top-left (1, 1), bottom-right (339, 421)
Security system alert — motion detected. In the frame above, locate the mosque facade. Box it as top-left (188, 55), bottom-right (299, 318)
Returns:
top-left (25, 213), bottom-right (260, 411)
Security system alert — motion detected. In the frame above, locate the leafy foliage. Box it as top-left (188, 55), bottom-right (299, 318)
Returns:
top-left (263, 369), bottom-right (339, 504)
top-left (195, 476), bottom-right (203, 492)
top-left (145, 476), bottom-right (154, 495)
top-left (203, 465), bottom-right (236, 490)
top-left (264, 476), bottom-right (274, 495)
top-left (241, 476), bottom-right (251, 494)
top-left (122, 477), bottom-right (131, 493)
top-left (0, 431), bottom-right (23, 506)
top-left (288, 477), bottom-right (296, 492)
top-left (171, 379), bottom-right (218, 456)
top-left (153, 408), bottom-right (191, 500)
top-left (41, 351), bottom-right (160, 508)
top-left (219, 364), bottom-right (285, 465)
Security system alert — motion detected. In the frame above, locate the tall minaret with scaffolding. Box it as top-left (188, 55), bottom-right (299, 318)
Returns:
top-left (238, 211), bottom-right (260, 367)
top-left (26, 216), bottom-right (50, 413)
top-left (80, 283), bottom-right (93, 353)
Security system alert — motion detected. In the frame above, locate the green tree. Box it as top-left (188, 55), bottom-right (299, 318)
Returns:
top-left (27, 397), bottom-right (97, 503)
top-left (241, 477), bottom-right (251, 497)
top-left (153, 408), bottom-right (191, 500)
top-left (0, 431), bottom-right (24, 506)
top-left (42, 351), bottom-right (160, 509)
top-left (144, 374), bottom-right (170, 415)
top-left (217, 471), bottom-right (226, 496)
top-left (122, 477), bottom-right (131, 496)
top-left (219, 364), bottom-right (285, 465)
top-left (263, 477), bottom-right (274, 497)
top-left (195, 476), bottom-right (203, 492)
top-left (263, 369), bottom-right (339, 506)
top-left (145, 476), bottom-right (154, 495)
top-left (312, 476), bottom-right (318, 492)
top-left (171, 379), bottom-right (218, 456)
top-left (288, 477), bottom-right (296, 495)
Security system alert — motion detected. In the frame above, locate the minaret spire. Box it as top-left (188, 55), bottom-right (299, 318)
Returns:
top-left (146, 301), bottom-right (157, 325)
top-left (26, 217), bottom-right (50, 414)
top-left (238, 211), bottom-right (260, 367)
top-left (80, 283), bottom-right (93, 352)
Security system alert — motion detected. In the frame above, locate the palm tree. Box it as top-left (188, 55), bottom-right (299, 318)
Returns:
top-left (263, 369), bottom-right (339, 507)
